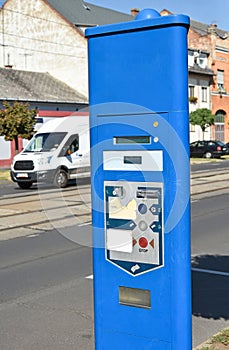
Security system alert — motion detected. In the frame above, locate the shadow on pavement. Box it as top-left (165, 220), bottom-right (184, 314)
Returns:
top-left (192, 255), bottom-right (229, 320)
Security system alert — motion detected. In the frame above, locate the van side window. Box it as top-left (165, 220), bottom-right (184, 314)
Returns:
top-left (68, 138), bottom-right (79, 154)
top-left (58, 134), bottom-right (79, 157)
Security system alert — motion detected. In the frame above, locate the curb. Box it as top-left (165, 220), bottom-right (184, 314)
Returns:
top-left (193, 326), bottom-right (229, 349)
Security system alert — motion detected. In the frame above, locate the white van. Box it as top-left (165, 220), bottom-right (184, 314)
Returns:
top-left (10, 116), bottom-right (90, 189)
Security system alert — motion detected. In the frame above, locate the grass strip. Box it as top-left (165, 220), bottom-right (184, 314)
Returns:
top-left (0, 170), bottom-right (11, 181)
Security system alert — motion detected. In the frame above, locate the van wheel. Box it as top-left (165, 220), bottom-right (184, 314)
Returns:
top-left (54, 169), bottom-right (68, 188)
top-left (18, 181), bottom-right (33, 189)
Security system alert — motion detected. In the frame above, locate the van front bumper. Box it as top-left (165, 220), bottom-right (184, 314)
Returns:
top-left (10, 170), bottom-right (55, 183)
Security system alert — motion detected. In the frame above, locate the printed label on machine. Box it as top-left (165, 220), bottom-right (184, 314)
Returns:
top-left (105, 181), bottom-right (164, 276)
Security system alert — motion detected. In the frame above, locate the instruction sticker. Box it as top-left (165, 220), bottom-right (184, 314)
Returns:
top-left (105, 181), bottom-right (164, 276)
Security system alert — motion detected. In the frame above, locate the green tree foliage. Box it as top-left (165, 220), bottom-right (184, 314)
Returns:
top-left (190, 108), bottom-right (215, 140)
top-left (0, 101), bottom-right (37, 151)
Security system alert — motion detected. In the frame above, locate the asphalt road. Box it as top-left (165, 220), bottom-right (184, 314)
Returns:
top-left (0, 158), bottom-right (228, 197)
top-left (0, 169), bottom-right (228, 349)
top-left (0, 229), bottom-right (92, 303)
top-left (191, 193), bottom-right (229, 346)
top-left (0, 228), bottom-right (94, 350)
top-left (191, 158), bottom-right (229, 172)
top-left (0, 177), bottom-right (91, 197)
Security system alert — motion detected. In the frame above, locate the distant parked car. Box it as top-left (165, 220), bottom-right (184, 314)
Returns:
top-left (190, 140), bottom-right (229, 158)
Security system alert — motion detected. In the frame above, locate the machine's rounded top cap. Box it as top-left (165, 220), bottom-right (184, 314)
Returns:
top-left (85, 9), bottom-right (190, 38)
top-left (135, 9), bottom-right (161, 20)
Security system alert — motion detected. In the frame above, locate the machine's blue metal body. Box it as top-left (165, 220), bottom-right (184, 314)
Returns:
top-left (86, 9), bottom-right (191, 350)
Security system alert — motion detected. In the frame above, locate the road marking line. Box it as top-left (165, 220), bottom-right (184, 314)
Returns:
top-left (87, 269), bottom-right (229, 279)
top-left (78, 222), bottom-right (91, 227)
top-left (87, 269), bottom-right (228, 278)
top-left (27, 234), bottom-right (40, 238)
top-left (85, 274), bottom-right (93, 279)
top-left (192, 267), bottom-right (229, 277)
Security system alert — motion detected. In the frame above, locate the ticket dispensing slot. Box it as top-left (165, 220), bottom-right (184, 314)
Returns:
top-left (119, 286), bottom-right (151, 309)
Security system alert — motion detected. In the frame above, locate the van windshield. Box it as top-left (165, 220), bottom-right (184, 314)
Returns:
top-left (24, 132), bottom-right (67, 152)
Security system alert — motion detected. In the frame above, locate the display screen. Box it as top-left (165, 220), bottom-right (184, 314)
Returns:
top-left (114, 136), bottom-right (150, 144)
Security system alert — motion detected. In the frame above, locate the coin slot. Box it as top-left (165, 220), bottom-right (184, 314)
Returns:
top-left (124, 156), bottom-right (142, 164)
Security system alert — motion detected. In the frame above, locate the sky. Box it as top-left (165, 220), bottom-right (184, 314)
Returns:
top-left (88, 0), bottom-right (229, 31)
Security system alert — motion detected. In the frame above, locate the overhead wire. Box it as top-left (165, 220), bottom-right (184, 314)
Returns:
top-left (0, 6), bottom-right (87, 58)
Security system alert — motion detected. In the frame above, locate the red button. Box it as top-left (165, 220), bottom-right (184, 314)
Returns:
top-left (139, 237), bottom-right (148, 248)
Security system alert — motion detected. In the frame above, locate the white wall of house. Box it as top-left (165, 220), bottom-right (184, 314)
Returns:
top-left (0, 136), bottom-right (10, 159)
top-left (0, 0), bottom-right (88, 97)
top-left (188, 49), bottom-right (213, 142)
top-left (189, 124), bottom-right (211, 143)
top-left (189, 75), bottom-right (212, 142)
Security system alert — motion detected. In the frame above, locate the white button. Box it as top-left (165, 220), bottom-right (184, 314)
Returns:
top-left (138, 220), bottom-right (148, 231)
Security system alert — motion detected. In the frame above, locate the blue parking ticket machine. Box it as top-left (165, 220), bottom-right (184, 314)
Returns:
top-left (86, 9), bottom-right (191, 350)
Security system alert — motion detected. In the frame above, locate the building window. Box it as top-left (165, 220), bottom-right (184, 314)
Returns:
top-left (215, 124), bottom-right (225, 141)
top-left (215, 114), bottom-right (225, 123)
top-left (217, 70), bottom-right (225, 91)
top-left (215, 111), bottom-right (225, 141)
top-left (188, 50), bottom-right (208, 68)
top-left (198, 53), bottom-right (207, 68)
top-left (189, 85), bottom-right (195, 98)
top-left (201, 87), bottom-right (207, 102)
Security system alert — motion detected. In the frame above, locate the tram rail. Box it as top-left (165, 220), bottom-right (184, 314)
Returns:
top-left (0, 169), bottom-right (228, 239)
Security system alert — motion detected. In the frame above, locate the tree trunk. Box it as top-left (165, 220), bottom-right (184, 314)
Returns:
top-left (14, 136), bottom-right (19, 154)
top-left (202, 128), bottom-right (205, 140)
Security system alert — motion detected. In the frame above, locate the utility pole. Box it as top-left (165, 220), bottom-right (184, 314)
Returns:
top-left (1, 6), bottom-right (5, 66)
